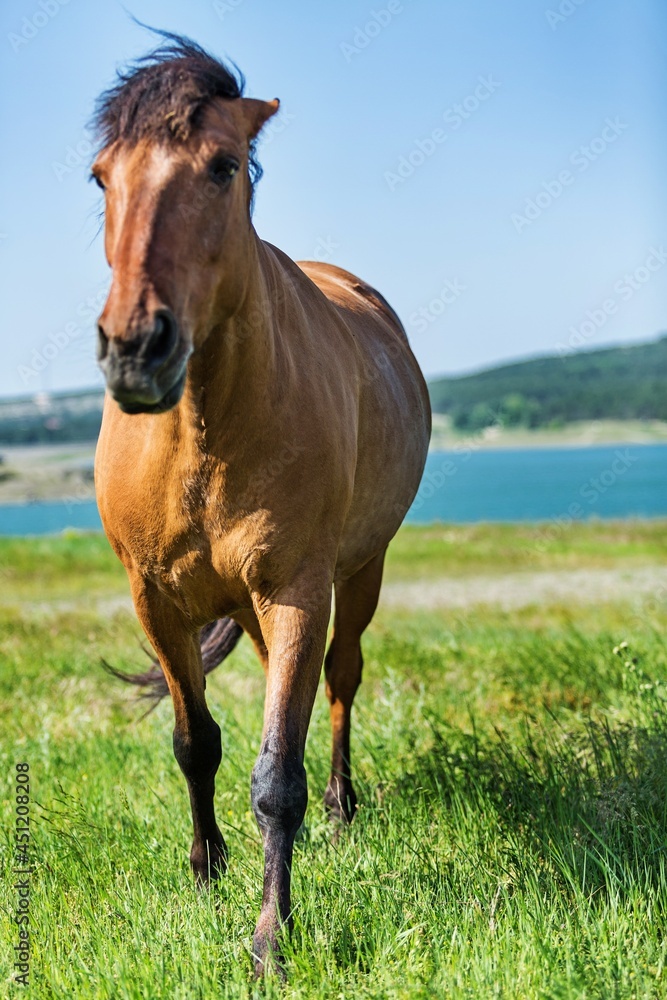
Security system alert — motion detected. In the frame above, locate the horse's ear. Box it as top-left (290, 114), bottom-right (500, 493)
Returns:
top-left (240, 98), bottom-right (280, 139)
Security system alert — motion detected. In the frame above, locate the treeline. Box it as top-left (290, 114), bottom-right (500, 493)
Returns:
top-left (0, 411), bottom-right (103, 445)
top-left (428, 335), bottom-right (667, 431)
top-left (1, 337), bottom-right (666, 445)
top-left (0, 391), bottom-right (104, 445)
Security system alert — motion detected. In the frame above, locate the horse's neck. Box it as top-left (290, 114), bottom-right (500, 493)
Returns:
top-left (179, 234), bottom-right (283, 447)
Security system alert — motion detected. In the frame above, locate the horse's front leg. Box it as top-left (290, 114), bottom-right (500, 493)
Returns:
top-left (130, 576), bottom-right (227, 883)
top-left (250, 579), bottom-right (332, 975)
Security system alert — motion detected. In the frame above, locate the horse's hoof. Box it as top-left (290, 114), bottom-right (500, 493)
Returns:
top-left (324, 782), bottom-right (357, 826)
top-left (190, 835), bottom-right (228, 885)
top-left (252, 920), bottom-right (286, 981)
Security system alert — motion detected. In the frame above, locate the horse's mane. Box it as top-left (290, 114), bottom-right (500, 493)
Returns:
top-left (91, 28), bottom-right (263, 190)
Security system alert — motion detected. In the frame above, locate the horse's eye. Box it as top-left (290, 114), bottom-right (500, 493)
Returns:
top-left (91, 172), bottom-right (106, 192)
top-left (208, 156), bottom-right (239, 186)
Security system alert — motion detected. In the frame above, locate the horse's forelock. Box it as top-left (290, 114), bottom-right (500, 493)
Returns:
top-left (90, 29), bottom-right (263, 192)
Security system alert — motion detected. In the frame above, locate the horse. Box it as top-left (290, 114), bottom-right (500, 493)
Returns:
top-left (91, 32), bottom-right (430, 974)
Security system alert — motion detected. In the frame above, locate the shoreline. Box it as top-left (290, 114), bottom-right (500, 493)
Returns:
top-left (1, 423), bottom-right (666, 505)
top-left (428, 415), bottom-right (667, 451)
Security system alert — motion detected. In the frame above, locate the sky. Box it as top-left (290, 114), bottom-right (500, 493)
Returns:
top-left (0, 0), bottom-right (665, 398)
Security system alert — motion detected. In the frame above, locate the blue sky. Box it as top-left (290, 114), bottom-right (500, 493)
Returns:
top-left (1, 0), bottom-right (665, 397)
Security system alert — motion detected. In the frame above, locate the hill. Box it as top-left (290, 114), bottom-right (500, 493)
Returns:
top-left (428, 335), bottom-right (667, 431)
top-left (0, 337), bottom-right (666, 445)
top-left (0, 389), bottom-right (103, 445)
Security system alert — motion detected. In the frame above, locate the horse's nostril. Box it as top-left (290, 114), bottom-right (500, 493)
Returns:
top-left (148, 310), bottom-right (178, 364)
top-left (97, 310), bottom-right (179, 378)
top-left (97, 323), bottom-right (109, 362)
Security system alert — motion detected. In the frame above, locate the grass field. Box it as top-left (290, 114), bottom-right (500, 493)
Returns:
top-left (2, 523), bottom-right (667, 998)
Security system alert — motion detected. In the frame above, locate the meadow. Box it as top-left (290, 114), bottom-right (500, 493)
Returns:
top-left (1, 522), bottom-right (667, 998)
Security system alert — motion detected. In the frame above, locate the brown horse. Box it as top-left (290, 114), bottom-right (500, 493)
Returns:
top-left (92, 33), bottom-right (430, 973)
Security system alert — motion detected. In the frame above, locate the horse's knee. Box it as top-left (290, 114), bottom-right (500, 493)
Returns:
top-left (251, 743), bottom-right (307, 840)
top-left (173, 716), bottom-right (222, 784)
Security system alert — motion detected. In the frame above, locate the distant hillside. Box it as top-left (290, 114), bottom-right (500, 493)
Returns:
top-left (428, 336), bottom-right (667, 431)
top-left (0, 337), bottom-right (666, 445)
top-left (0, 390), bottom-right (104, 445)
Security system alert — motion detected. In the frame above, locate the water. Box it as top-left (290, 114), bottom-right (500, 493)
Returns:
top-left (408, 443), bottom-right (667, 524)
top-left (0, 499), bottom-right (103, 536)
top-left (0, 444), bottom-right (665, 536)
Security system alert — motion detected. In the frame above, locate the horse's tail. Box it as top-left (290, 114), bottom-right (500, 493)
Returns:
top-left (103, 618), bottom-right (244, 707)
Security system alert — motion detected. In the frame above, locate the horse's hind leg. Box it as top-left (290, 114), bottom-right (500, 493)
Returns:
top-left (233, 608), bottom-right (269, 673)
top-left (324, 550), bottom-right (386, 823)
top-left (131, 577), bottom-right (227, 883)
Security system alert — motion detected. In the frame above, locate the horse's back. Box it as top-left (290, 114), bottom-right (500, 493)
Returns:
top-left (297, 261), bottom-right (407, 340)
top-left (296, 260), bottom-right (427, 402)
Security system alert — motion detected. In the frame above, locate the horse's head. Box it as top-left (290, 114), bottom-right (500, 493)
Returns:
top-left (91, 34), bottom-right (278, 414)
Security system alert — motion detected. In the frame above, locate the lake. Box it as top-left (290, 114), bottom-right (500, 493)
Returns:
top-left (1, 444), bottom-right (665, 536)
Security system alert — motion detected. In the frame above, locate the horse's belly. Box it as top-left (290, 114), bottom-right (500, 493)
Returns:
top-left (336, 376), bottom-right (430, 578)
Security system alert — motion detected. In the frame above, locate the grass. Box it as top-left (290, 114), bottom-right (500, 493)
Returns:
top-left (0, 531), bottom-right (125, 601)
top-left (385, 518), bottom-right (667, 579)
top-left (1, 518), bottom-right (666, 594)
top-left (1, 524), bottom-right (667, 997)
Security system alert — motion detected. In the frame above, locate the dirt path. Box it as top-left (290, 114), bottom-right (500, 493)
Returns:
top-left (5, 565), bottom-right (666, 616)
top-left (382, 565), bottom-right (667, 611)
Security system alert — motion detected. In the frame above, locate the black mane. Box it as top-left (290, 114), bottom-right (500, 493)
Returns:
top-left (91, 28), bottom-right (263, 189)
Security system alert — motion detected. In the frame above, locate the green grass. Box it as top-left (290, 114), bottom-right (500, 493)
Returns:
top-left (1, 518), bottom-right (666, 594)
top-left (0, 531), bottom-right (125, 601)
top-left (385, 519), bottom-right (667, 580)
top-left (2, 526), bottom-right (667, 997)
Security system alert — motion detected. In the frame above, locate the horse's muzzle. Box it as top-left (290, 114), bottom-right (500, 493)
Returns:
top-left (97, 309), bottom-right (190, 414)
